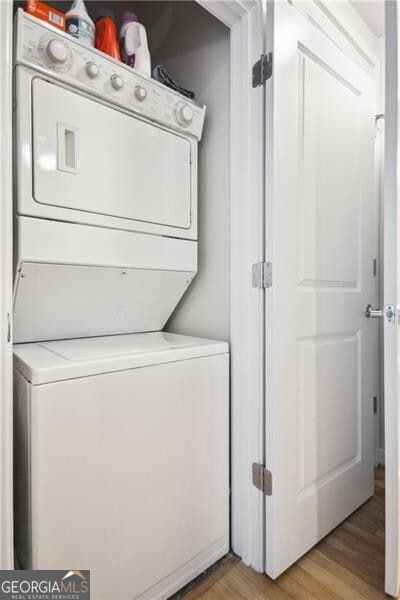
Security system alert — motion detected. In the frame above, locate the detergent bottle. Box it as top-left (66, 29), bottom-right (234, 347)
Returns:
top-left (95, 10), bottom-right (121, 61)
top-left (120, 12), bottom-right (151, 77)
top-left (66, 0), bottom-right (95, 46)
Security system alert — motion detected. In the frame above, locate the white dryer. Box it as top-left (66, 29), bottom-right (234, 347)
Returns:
top-left (14, 332), bottom-right (229, 600)
top-left (13, 11), bottom-right (206, 343)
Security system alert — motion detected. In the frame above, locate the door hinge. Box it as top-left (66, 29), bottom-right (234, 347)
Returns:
top-left (252, 262), bottom-right (272, 289)
top-left (373, 396), bottom-right (378, 414)
top-left (252, 463), bottom-right (272, 496)
top-left (252, 52), bottom-right (273, 87)
top-left (6, 313), bottom-right (10, 343)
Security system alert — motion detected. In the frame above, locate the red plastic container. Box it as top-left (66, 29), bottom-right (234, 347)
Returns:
top-left (95, 12), bottom-right (121, 61)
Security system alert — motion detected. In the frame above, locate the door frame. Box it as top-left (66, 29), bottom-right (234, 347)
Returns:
top-left (383, 2), bottom-right (399, 596)
top-left (195, 0), bottom-right (266, 571)
top-left (0, 0), bottom-right (14, 570)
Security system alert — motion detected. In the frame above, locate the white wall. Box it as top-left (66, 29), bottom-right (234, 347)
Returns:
top-left (134, 1), bottom-right (231, 342)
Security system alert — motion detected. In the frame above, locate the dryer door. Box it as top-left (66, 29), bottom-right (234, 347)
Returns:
top-left (31, 78), bottom-right (193, 233)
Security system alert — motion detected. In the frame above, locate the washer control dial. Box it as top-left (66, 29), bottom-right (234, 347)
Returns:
top-left (134, 85), bottom-right (147, 101)
top-left (175, 102), bottom-right (194, 126)
top-left (111, 74), bottom-right (124, 90)
top-left (86, 62), bottom-right (100, 79)
top-left (46, 38), bottom-right (69, 64)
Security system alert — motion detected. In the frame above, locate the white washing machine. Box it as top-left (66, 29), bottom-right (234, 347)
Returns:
top-left (14, 332), bottom-right (229, 600)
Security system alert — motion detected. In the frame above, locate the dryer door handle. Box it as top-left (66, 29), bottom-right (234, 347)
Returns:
top-left (57, 122), bottom-right (79, 174)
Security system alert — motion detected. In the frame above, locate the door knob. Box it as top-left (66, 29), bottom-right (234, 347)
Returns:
top-left (364, 304), bottom-right (396, 323)
top-left (364, 304), bottom-right (383, 318)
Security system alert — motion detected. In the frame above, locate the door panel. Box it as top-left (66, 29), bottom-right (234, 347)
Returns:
top-left (265, 1), bottom-right (378, 577)
top-left (299, 50), bottom-right (362, 288)
top-left (32, 79), bottom-right (192, 229)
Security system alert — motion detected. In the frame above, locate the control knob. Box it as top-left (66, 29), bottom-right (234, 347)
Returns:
top-left (86, 62), bottom-right (99, 79)
top-left (111, 74), bottom-right (124, 90)
top-left (175, 102), bottom-right (193, 126)
top-left (134, 85), bottom-right (147, 101)
top-left (46, 38), bottom-right (69, 64)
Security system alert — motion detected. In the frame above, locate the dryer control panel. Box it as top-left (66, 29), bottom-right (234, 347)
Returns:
top-left (15, 10), bottom-right (206, 140)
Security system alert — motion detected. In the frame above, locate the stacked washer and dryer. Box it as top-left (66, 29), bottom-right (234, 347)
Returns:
top-left (13, 10), bottom-right (229, 600)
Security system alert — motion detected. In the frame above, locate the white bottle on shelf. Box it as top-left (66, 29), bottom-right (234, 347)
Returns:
top-left (120, 12), bottom-right (151, 78)
top-left (66, 0), bottom-right (95, 47)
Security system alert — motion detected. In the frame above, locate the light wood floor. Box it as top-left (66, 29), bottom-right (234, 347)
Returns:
top-left (176, 467), bottom-right (388, 599)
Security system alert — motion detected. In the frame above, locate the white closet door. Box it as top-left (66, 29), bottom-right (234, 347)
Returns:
top-left (384, 3), bottom-right (400, 597)
top-left (264, 0), bottom-right (378, 577)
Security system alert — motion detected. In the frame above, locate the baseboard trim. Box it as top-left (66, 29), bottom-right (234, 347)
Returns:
top-left (137, 536), bottom-right (230, 600)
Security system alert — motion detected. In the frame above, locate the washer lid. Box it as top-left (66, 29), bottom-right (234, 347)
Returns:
top-left (13, 332), bottom-right (229, 385)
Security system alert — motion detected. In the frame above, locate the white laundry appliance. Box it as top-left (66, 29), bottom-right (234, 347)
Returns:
top-left (12, 10), bottom-right (229, 600)
top-left (13, 9), bottom-right (205, 343)
top-left (13, 332), bottom-right (229, 600)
